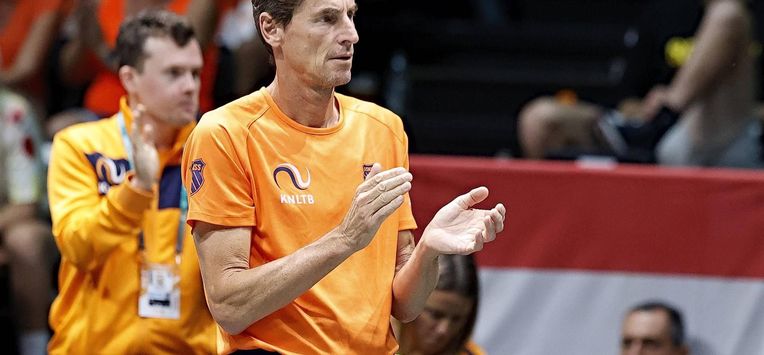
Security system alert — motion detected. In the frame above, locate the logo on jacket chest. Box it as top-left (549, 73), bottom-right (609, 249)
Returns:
top-left (273, 163), bottom-right (314, 205)
top-left (86, 153), bottom-right (130, 195)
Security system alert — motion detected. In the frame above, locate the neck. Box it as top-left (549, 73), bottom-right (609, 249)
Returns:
top-left (267, 75), bottom-right (338, 128)
top-left (153, 123), bottom-right (179, 150)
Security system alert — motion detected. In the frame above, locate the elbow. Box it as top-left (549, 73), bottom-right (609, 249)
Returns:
top-left (391, 303), bottom-right (421, 324)
top-left (54, 237), bottom-right (95, 271)
top-left (209, 302), bottom-right (249, 335)
top-left (207, 289), bottom-right (261, 335)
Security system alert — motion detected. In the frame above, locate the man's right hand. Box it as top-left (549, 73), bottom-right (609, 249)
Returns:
top-left (129, 104), bottom-right (159, 191)
top-left (337, 163), bottom-right (412, 252)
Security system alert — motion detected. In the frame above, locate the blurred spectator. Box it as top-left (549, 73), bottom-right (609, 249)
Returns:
top-left (0, 0), bottom-right (65, 112)
top-left (0, 88), bottom-right (56, 355)
top-left (621, 301), bottom-right (689, 355)
top-left (519, 0), bottom-right (761, 168)
top-left (397, 254), bottom-right (485, 355)
top-left (213, 0), bottom-right (272, 104)
top-left (46, 10), bottom-right (215, 353)
top-left (58, 0), bottom-right (236, 116)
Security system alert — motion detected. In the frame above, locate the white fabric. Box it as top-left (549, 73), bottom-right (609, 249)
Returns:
top-left (475, 268), bottom-right (764, 355)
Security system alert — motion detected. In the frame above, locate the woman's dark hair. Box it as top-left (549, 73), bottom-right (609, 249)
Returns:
top-left (436, 254), bottom-right (480, 354)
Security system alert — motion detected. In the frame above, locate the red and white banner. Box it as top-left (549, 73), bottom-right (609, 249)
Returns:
top-left (409, 155), bottom-right (764, 355)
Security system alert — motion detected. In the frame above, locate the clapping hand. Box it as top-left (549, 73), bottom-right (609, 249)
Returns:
top-left (129, 104), bottom-right (159, 191)
top-left (421, 187), bottom-right (505, 255)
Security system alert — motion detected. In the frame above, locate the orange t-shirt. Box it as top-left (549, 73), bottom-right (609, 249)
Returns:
top-left (182, 88), bottom-right (418, 354)
top-left (83, 0), bottom-right (233, 115)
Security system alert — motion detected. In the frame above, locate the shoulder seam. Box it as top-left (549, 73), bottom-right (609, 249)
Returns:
top-left (343, 104), bottom-right (406, 146)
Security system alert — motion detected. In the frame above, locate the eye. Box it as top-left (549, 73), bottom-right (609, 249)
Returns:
top-left (621, 339), bottom-right (633, 348)
top-left (643, 339), bottom-right (661, 349)
top-left (167, 67), bottom-right (183, 78)
top-left (321, 14), bottom-right (336, 23)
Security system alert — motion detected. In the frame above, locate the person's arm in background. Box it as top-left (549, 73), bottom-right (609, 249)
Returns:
top-left (185, 0), bottom-right (220, 49)
top-left (59, 0), bottom-right (114, 86)
top-left (391, 188), bottom-right (505, 322)
top-left (643, 0), bottom-right (750, 116)
top-left (0, 9), bottom-right (59, 87)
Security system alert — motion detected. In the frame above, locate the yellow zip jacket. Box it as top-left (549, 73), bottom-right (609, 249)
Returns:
top-left (47, 98), bottom-right (216, 354)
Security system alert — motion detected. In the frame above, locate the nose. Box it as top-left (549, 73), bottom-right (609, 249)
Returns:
top-left (339, 15), bottom-right (359, 47)
top-left (181, 71), bottom-right (199, 94)
top-left (433, 318), bottom-right (451, 336)
top-left (622, 343), bottom-right (642, 355)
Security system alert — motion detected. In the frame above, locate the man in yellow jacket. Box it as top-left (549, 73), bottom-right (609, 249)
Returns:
top-left (46, 10), bottom-right (215, 354)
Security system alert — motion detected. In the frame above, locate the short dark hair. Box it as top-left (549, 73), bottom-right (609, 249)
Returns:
top-left (628, 301), bottom-right (686, 347)
top-left (436, 254), bottom-right (480, 353)
top-left (115, 10), bottom-right (196, 71)
top-left (251, 0), bottom-right (305, 56)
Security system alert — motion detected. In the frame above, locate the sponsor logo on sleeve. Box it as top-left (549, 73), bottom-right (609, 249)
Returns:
top-left (189, 159), bottom-right (206, 195)
top-left (363, 163), bottom-right (374, 179)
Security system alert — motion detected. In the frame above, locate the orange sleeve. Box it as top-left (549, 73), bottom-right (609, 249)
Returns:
top-left (48, 131), bottom-right (154, 271)
top-left (182, 112), bottom-right (256, 228)
top-left (398, 121), bottom-right (417, 232)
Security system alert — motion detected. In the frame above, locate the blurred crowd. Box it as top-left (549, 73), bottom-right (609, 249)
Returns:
top-left (0, 0), bottom-right (760, 354)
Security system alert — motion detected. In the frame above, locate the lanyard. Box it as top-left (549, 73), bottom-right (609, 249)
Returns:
top-left (117, 112), bottom-right (187, 265)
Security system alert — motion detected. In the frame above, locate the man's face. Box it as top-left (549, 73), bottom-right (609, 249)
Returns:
top-left (621, 310), bottom-right (687, 355)
top-left (277, 0), bottom-right (359, 89)
top-left (411, 290), bottom-right (473, 355)
top-left (130, 36), bottom-right (203, 126)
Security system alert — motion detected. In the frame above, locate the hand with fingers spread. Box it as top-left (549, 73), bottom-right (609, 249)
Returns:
top-left (421, 187), bottom-right (506, 255)
top-left (337, 163), bottom-right (412, 252)
top-left (129, 104), bottom-right (159, 191)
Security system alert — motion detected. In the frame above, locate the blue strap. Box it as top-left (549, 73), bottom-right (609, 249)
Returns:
top-left (117, 112), bottom-right (187, 263)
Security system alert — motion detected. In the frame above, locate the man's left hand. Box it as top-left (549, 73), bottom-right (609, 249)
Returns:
top-left (421, 187), bottom-right (506, 255)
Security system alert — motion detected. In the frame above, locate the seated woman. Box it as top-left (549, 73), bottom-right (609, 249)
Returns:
top-left (397, 254), bottom-right (485, 355)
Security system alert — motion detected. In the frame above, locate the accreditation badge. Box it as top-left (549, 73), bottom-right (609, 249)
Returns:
top-left (138, 263), bottom-right (181, 319)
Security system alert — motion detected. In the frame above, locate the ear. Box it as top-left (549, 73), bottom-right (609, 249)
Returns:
top-left (118, 65), bottom-right (138, 95)
top-left (259, 12), bottom-right (283, 49)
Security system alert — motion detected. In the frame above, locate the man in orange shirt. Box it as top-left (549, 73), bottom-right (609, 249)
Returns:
top-left (48, 11), bottom-right (215, 353)
top-left (182, 0), bottom-right (507, 353)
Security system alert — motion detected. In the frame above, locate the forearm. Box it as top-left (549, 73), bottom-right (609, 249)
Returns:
top-left (667, 1), bottom-right (749, 110)
top-left (186, 0), bottom-right (217, 48)
top-left (59, 40), bottom-right (96, 85)
top-left (52, 180), bottom-right (152, 270)
top-left (0, 12), bottom-right (57, 86)
top-left (391, 240), bottom-right (439, 322)
top-left (200, 227), bottom-right (355, 334)
top-left (0, 203), bottom-right (37, 231)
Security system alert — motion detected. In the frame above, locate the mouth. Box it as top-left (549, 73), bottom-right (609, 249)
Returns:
top-left (330, 54), bottom-right (353, 61)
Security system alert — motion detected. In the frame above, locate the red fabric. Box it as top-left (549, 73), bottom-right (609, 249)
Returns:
top-left (409, 156), bottom-right (764, 278)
